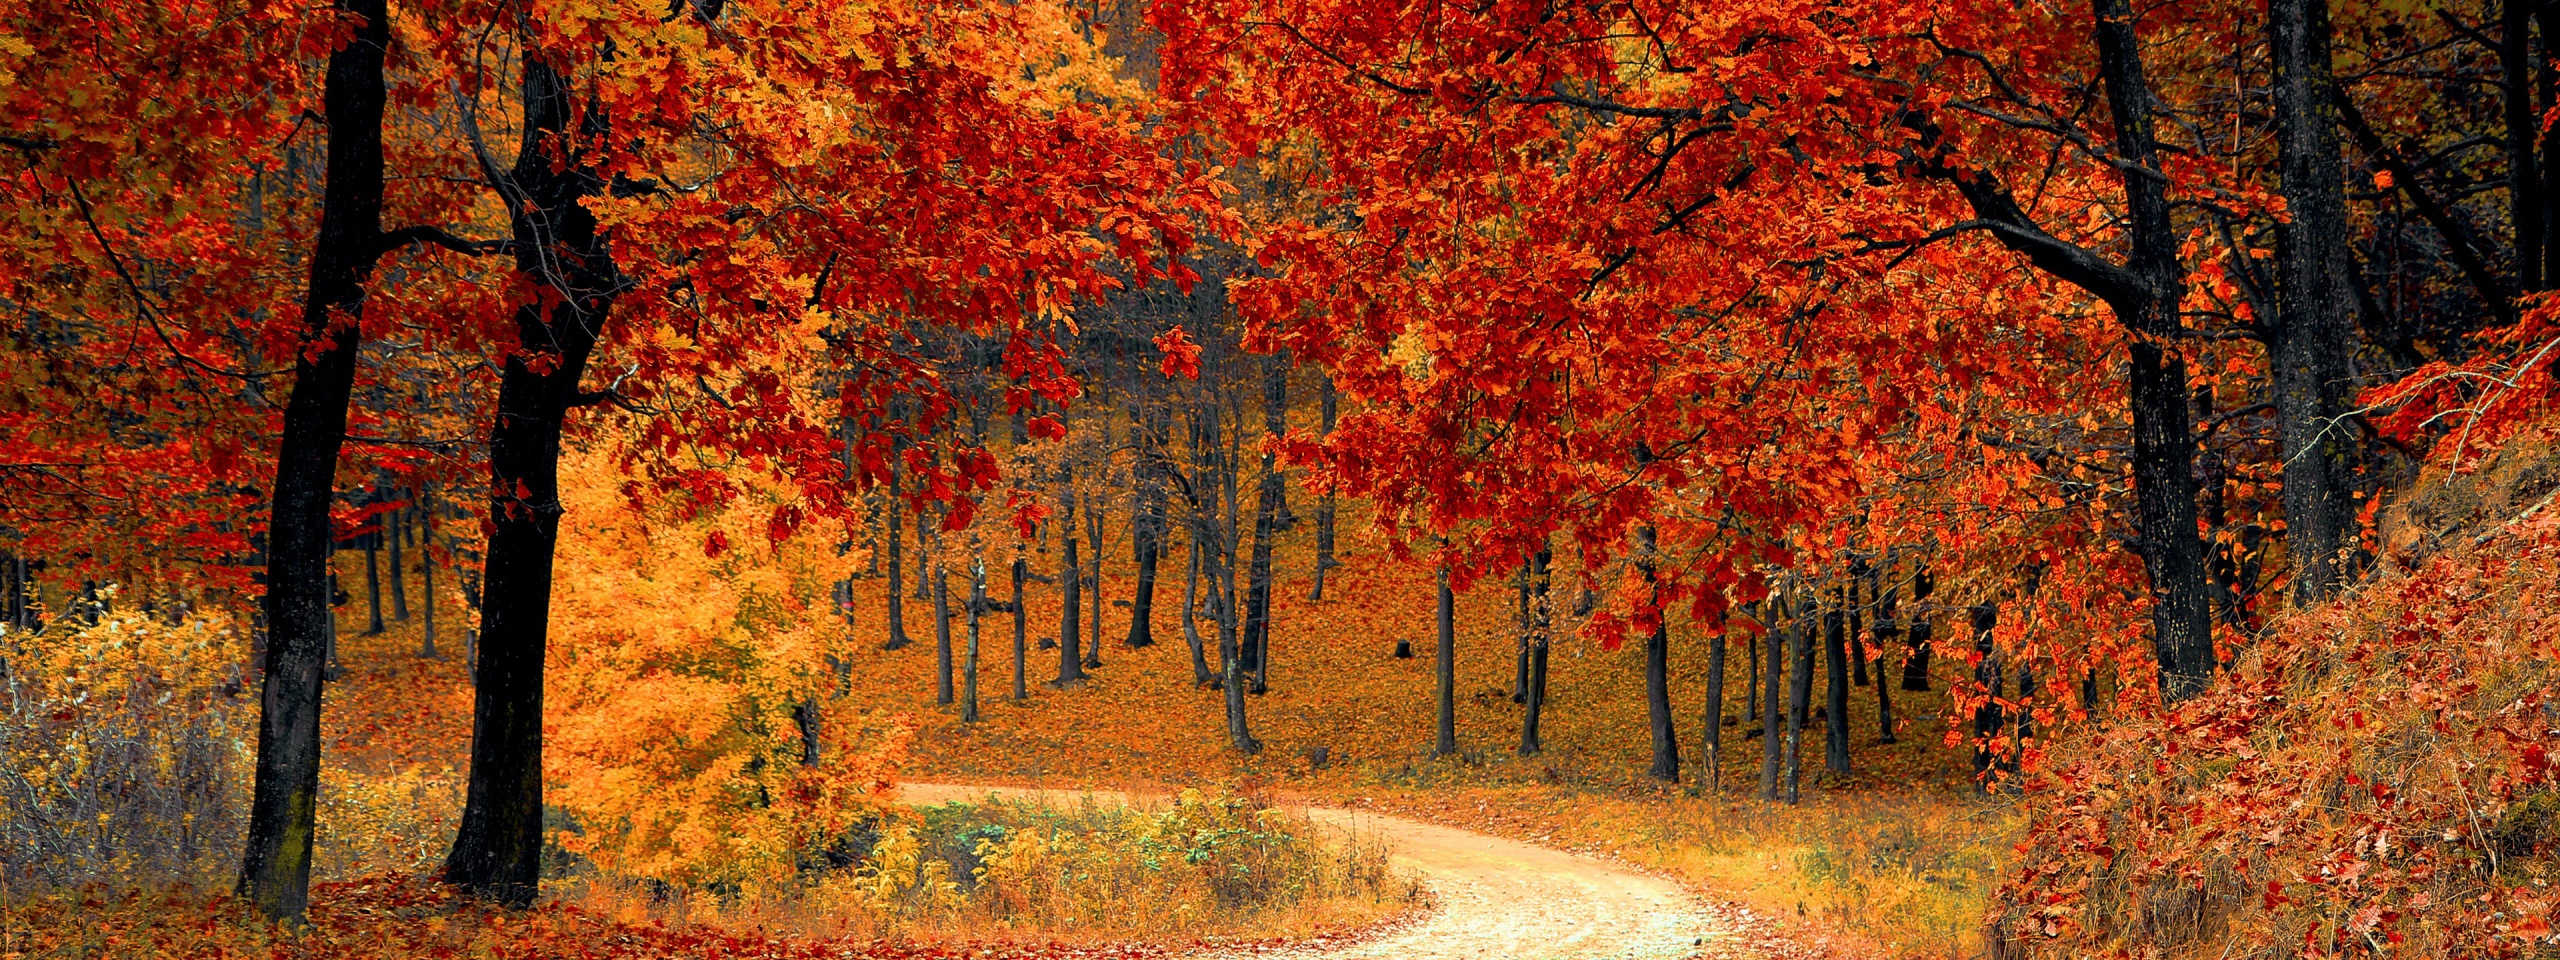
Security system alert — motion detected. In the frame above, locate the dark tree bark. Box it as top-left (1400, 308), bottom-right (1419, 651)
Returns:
top-left (419, 486), bottom-right (438, 659)
top-left (1639, 526), bottom-right (1677, 783)
top-left (1182, 539), bottom-right (1215, 685)
top-left (2505, 0), bottom-right (2546, 291)
top-left (1052, 474), bottom-right (1086, 686)
top-left (1240, 356), bottom-right (1286, 693)
top-left (1011, 557), bottom-right (1028, 700)
top-left (387, 491), bottom-right (408, 622)
top-left (933, 532), bottom-right (953, 706)
top-left (1126, 405), bottom-right (1167, 648)
top-left (1823, 586), bottom-right (1851, 775)
top-left (1759, 595), bottom-right (1786, 800)
top-left (1703, 631), bottom-right (1727, 792)
top-left (2270, 0), bottom-right (2362, 603)
top-left (1307, 376), bottom-right (1338, 601)
top-left (1433, 561), bottom-right (1457, 759)
top-left (963, 557), bottom-right (983, 723)
top-left (237, 0), bottom-right (398, 920)
top-left (1083, 490), bottom-right (1104, 669)
top-left (1785, 588), bottom-right (1816, 804)
top-left (1869, 564), bottom-right (1896, 745)
top-left (1845, 561), bottom-right (1868, 686)
top-left (1970, 604), bottom-right (2006, 785)
top-left (1901, 565), bottom-right (1934, 691)
top-left (1930, 0), bottom-right (2215, 700)
top-left (883, 463), bottom-right (912, 650)
top-left (445, 44), bottom-right (623, 908)
top-left (1517, 548), bottom-right (1552, 757)
top-left (913, 501), bottom-right (931, 601)
top-left (363, 521), bottom-right (385, 635)
top-left (1190, 396), bottom-right (1259, 753)
top-left (1511, 563), bottom-right (1531, 703)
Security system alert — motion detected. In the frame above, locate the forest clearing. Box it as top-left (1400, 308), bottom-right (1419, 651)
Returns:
top-left (5, 0), bottom-right (2560, 957)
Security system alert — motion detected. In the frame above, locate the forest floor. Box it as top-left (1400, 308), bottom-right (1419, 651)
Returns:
top-left (901, 783), bottom-right (1807, 960)
top-left (301, 492), bottom-right (2008, 958)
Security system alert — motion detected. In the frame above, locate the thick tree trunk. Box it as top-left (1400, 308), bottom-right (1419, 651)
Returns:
top-left (1433, 562), bottom-right (1457, 758)
top-left (2270, 0), bottom-right (2362, 603)
top-left (1823, 587), bottom-right (1850, 775)
top-left (1846, 564), bottom-right (1867, 686)
top-left (1785, 590), bottom-right (1816, 804)
top-left (883, 466), bottom-right (912, 650)
top-left (2506, 0), bottom-right (2546, 291)
top-left (444, 47), bottom-right (619, 908)
top-left (1640, 528), bottom-right (1677, 782)
top-left (2094, 0), bottom-right (2216, 700)
top-left (237, 0), bottom-right (394, 921)
top-left (1517, 548), bottom-right (1551, 757)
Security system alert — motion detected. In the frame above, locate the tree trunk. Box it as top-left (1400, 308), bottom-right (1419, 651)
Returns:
top-left (445, 45), bottom-right (619, 908)
top-left (2094, 0), bottom-right (2217, 701)
top-left (1517, 548), bottom-right (1551, 757)
top-left (1846, 564), bottom-right (1867, 686)
top-left (420, 487), bottom-right (438, 659)
top-left (1901, 565), bottom-right (1934, 691)
top-left (1640, 527), bottom-right (1677, 783)
top-left (1126, 408), bottom-right (1164, 649)
top-left (2505, 0), bottom-right (2546, 291)
top-left (1182, 539), bottom-right (1214, 685)
top-left (1011, 557), bottom-right (1028, 701)
top-left (363, 523), bottom-right (385, 635)
top-left (1870, 566), bottom-right (1896, 744)
top-left (1703, 632), bottom-right (1727, 793)
top-left (1084, 491), bottom-right (1104, 669)
top-left (883, 464), bottom-right (912, 650)
top-left (1308, 377), bottom-right (1338, 601)
top-left (237, 0), bottom-right (395, 921)
top-left (1241, 357), bottom-right (1285, 693)
top-left (2270, 0), bottom-right (2363, 603)
top-left (1823, 586), bottom-right (1850, 775)
top-left (1759, 594), bottom-right (1786, 800)
top-left (1785, 589), bottom-right (1816, 804)
top-left (1971, 604), bottom-right (2006, 785)
top-left (1433, 562), bottom-right (1457, 759)
top-left (1511, 563), bottom-right (1531, 704)
top-left (963, 557), bottom-right (983, 722)
top-left (387, 492), bottom-right (408, 621)
top-left (1052, 477), bottom-right (1086, 686)
top-left (913, 501), bottom-right (931, 601)
top-left (933, 532), bottom-right (953, 706)
top-left (792, 700), bottom-right (821, 766)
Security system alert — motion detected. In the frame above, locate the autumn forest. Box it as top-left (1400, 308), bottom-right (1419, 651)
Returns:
top-left (3, 0), bottom-right (2558, 956)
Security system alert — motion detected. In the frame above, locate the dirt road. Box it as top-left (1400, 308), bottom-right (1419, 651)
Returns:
top-left (896, 784), bottom-right (1759, 960)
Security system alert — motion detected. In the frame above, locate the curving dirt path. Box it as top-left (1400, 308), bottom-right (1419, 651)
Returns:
top-left (896, 783), bottom-right (1764, 960)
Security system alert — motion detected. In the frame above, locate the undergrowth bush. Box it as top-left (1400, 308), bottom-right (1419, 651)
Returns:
top-left (1991, 443), bottom-right (2560, 959)
top-left (0, 603), bottom-right (248, 890)
top-left (569, 790), bottom-right (1416, 943)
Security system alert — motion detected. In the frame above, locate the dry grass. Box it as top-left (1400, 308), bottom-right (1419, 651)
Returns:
top-left (552, 790), bottom-right (1421, 946)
